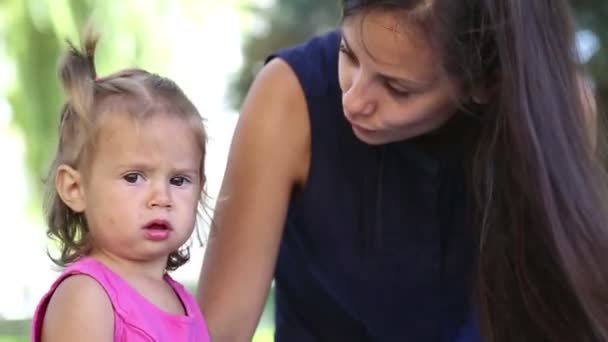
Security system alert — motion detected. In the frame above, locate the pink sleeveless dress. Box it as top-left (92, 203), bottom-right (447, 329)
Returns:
top-left (32, 257), bottom-right (210, 341)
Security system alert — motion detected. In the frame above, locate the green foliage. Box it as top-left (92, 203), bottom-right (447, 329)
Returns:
top-left (0, 0), bottom-right (186, 202)
top-left (232, 1), bottom-right (607, 111)
top-left (1, 0), bottom-right (79, 204)
top-left (573, 1), bottom-right (608, 110)
top-left (229, 0), bottom-right (341, 108)
top-left (2, 0), bottom-right (607, 202)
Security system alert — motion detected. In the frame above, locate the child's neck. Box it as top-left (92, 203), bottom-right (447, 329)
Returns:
top-left (90, 250), bottom-right (167, 281)
top-left (88, 251), bottom-right (186, 316)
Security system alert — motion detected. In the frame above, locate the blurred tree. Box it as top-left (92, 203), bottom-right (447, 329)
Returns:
top-left (3, 0), bottom-right (607, 201)
top-left (0, 0), bottom-right (180, 205)
top-left (0, 0), bottom-right (90, 207)
top-left (232, 0), bottom-right (607, 111)
top-left (573, 0), bottom-right (608, 111)
top-left (229, 0), bottom-right (340, 108)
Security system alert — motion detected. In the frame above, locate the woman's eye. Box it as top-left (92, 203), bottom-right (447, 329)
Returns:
top-left (339, 43), bottom-right (356, 62)
top-left (386, 83), bottom-right (411, 98)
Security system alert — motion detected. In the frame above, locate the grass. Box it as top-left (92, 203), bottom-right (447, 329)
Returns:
top-left (0, 319), bottom-right (29, 342)
top-left (0, 337), bottom-right (29, 342)
top-left (1, 285), bottom-right (276, 341)
top-left (252, 328), bottom-right (275, 342)
top-left (0, 328), bottom-right (274, 342)
top-left (0, 305), bottom-right (276, 341)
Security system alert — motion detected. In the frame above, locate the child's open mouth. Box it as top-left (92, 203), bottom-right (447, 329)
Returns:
top-left (143, 219), bottom-right (173, 241)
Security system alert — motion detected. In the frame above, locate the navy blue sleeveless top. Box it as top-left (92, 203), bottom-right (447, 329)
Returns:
top-left (267, 30), bottom-right (482, 342)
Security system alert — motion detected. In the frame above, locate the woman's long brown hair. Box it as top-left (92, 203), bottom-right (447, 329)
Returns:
top-left (343, 0), bottom-right (608, 340)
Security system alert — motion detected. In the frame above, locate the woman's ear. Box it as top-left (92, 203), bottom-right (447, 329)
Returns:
top-left (577, 74), bottom-right (597, 143)
top-left (55, 164), bottom-right (86, 213)
top-left (471, 87), bottom-right (490, 104)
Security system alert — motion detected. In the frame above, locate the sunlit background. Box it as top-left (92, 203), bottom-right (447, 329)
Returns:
top-left (0, 0), bottom-right (605, 341)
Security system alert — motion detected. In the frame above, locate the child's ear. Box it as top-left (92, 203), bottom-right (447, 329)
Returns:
top-left (55, 164), bottom-right (86, 213)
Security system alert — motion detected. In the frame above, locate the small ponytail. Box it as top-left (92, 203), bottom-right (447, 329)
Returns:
top-left (45, 28), bottom-right (101, 267)
top-left (58, 28), bottom-right (99, 124)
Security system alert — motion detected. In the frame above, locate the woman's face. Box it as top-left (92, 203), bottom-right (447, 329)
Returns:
top-left (339, 9), bottom-right (463, 145)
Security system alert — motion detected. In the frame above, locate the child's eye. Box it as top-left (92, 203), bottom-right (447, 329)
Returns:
top-left (123, 173), bottom-right (143, 184)
top-left (170, 176), bottom-right (190, 186)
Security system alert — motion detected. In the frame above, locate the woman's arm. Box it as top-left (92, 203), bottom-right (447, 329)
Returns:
top-left (198, 58), bottom-right (311, 341)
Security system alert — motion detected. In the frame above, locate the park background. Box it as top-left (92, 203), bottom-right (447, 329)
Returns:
top-left (0, 0), bottom-right (606, 340)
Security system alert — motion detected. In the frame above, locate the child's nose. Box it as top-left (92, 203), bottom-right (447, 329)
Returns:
top-left (148, 183), bottom-right (172, 209)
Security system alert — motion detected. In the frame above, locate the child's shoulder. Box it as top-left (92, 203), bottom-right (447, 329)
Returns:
top-left (47, 273), bottom-right (113, 316)
top-left (36, 257), bottom-right (114, 313)
top-left (32, 271), bottom-right (114, 341)
top-left (49, 257), bottom-right (116, 297)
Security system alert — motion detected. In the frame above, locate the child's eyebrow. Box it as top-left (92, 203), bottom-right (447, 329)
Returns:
top-left (173, 167), bottom-right (201, 176)
top-left (115, 162), bottom-right (199, 174)
top-left (115, 162), bottom-right (154, 172)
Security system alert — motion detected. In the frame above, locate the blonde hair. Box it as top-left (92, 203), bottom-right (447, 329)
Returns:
top-left (45, 29), bottom-right (207, 271)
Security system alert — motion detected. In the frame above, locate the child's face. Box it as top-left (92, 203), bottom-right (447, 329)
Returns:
top-left (81, 113), bottom-right (203, 266)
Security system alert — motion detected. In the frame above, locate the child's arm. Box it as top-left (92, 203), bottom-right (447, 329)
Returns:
top-left (40, 275), bottom-right (114, 342)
